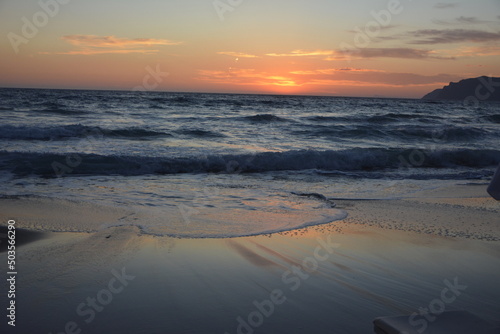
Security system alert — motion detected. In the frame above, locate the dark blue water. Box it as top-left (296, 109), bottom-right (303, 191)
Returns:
top-left (0, 88), bottom-right (498, 236)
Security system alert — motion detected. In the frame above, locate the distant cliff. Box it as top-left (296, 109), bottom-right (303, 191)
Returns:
top-left (422, 76), bottom-right (500, 101)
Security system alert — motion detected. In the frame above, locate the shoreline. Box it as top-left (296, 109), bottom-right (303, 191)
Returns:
top-left (1, 183), bottom-right (498, 242)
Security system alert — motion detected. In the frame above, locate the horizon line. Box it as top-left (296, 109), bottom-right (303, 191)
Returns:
top-left (0, 86), bottom-right (422, 100)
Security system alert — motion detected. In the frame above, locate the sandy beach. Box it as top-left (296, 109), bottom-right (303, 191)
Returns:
top-left (1, 183), bottom-right (499, 334)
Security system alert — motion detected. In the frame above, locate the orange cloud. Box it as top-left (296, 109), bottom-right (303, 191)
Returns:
top-left (453, 45), bottom-right (500, 57)
top-left (305, 79), bottom-right (448, 88)
top-left (42, 34), bottom-right (182, 55)
top-left (266, 49), bottom-right (334, 57)
top-left (217, 51), bottom-right (259, 58)
top-left (301, 71), bottom-right (458, 87)
top-left (39, 49), bottom-right (160, 55)
top-left (290, 68), bottom-right (386, 75)
top-left (62, 35), bottom-right (181, 47)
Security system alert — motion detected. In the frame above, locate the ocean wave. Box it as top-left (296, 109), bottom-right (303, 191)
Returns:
top-left (1, 148), bottom-right (498, 178)
top-left (292, 124), bottom-right (493, 141)
top-left (258, 99), bottom-right (290, 107)
top-left (108, 127), bottom-right (171, 138)
top-left (358, 102), bottom-right (390, 108)
top-left (367, 113), bottom-right (443, 123)
top-left (292, 125), bottom-right (388, 139)
top-left (305, 115), bottom-right (354, 122)
top-left (0, 103), bottom-right (87, 115)
top-left (149, 96), bottom-right (194, 105)
top-left (0, 124), bottom-right (169, 141)
top-left (396, 126), bottom-right (490, 141)
top-left (175, 128), bottom-right (226, 138)
top-left (242, 114), bottom-right (290, 122)
top-left (37, 108), bottom-right (88, 115)
top-left (482, 114), bottom-right (500, 124)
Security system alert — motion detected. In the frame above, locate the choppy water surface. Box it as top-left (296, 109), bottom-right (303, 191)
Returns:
top-left (1, 88), bottom-right (498, 236)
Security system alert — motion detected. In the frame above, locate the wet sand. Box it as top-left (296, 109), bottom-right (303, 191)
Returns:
top-left (0, 184), bottom-right (499, 333)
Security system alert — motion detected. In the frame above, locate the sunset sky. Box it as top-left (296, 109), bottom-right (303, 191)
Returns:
top-left (1, 0), bottom-right (499, 98)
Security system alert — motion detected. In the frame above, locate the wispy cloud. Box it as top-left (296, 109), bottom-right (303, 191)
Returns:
top-left (434, 2), bottom-right (458, 9)
top-left (452, 45), bottom-right (500, 57)
top-left (266, 49), bottom-right (334, 57)
top-left (217, 51), bottom-right (259, 58)
top-left (432, 16), bottom-right (494, 25)
top-left (346, 25), bottom-right (398, 33)
top-left (216, 47), bottom-right (452, 61)
top-left (62, 35), bottom-right (181, 48)
top-left (290, 68), bottom-right (385, 75)
top-left (410, 29), bottom-right (500, 44)
top-left (327, 47), bottom-right (454, 60)
top-left (39, 49), bottom-right (161, 55)
top-left (42, 35), bottom-right (182, 55)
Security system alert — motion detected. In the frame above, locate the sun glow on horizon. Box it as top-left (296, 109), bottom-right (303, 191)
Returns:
top-left (1, 0), bottom-right (499, 97)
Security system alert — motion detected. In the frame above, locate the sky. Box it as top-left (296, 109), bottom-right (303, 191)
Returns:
top-left (0, 0), bottom-right (499, 98)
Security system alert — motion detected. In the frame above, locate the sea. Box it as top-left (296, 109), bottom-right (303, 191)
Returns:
top-left (1, 88), bottom-right (499, 237)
